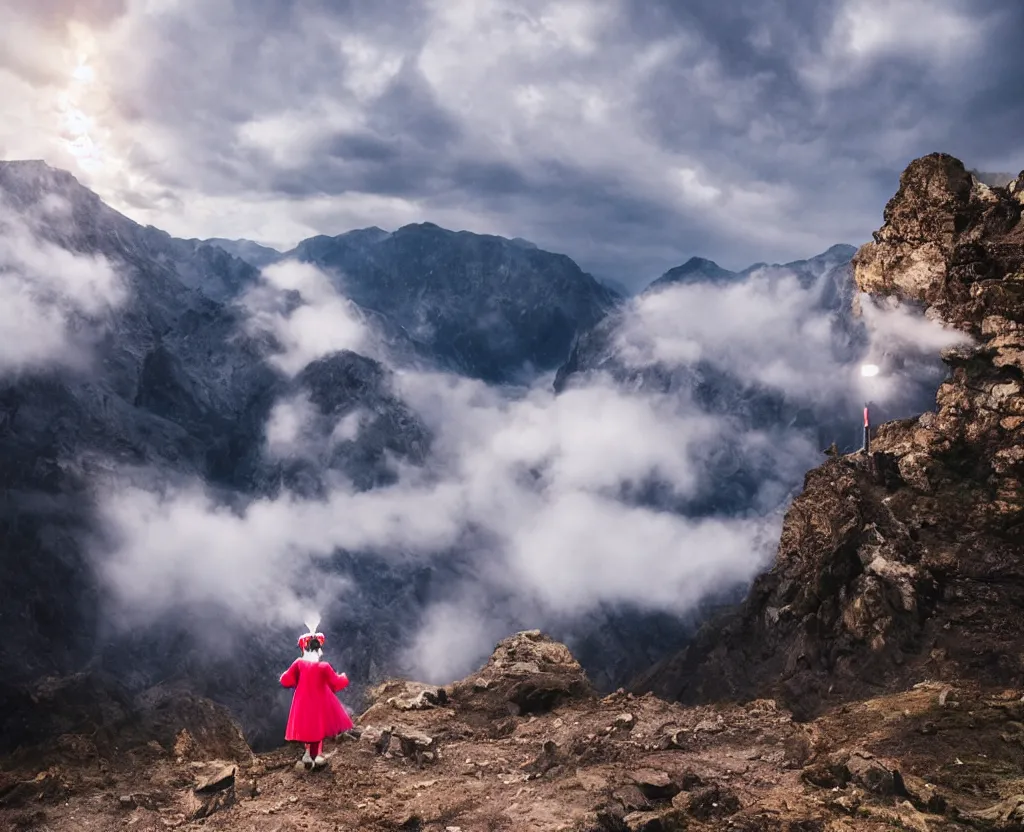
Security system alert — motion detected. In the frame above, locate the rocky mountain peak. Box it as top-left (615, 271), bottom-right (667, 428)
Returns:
top-left (0, 159), bottom-right (86, 197)
top-left (287, 220), bottom-right (618, 382)
top-left (853, 152), bottom-right (1024, 334)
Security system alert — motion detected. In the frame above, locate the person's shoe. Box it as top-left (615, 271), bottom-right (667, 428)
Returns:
top-left (314, 754), bottom-right (327, 767)
top-left (301, 751), bottom-right (313, 769)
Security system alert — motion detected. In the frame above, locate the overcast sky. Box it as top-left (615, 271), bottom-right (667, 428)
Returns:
top-left (2, 0), bottom-right (1022, 287)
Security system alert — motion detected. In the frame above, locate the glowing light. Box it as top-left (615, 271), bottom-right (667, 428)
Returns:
top-left (860, 363), bottom-right (880, 377)
top-left (59, 44), bottom-right (106, 173)
top-left (72, 63), bottom-right (95, 83)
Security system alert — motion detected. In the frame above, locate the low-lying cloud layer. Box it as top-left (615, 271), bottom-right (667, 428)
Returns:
top-left (90, 260), bottom-right (969, 681)
top-left (0, 193), bottom-right (125, 374)
top-left (617, 269), bottom-right (971, 406)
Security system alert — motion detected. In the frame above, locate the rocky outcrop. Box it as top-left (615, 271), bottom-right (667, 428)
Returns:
top-left (634, 153), bottom-right (1024, 718)
top-left (8, 634), bottom-right (1024, 830)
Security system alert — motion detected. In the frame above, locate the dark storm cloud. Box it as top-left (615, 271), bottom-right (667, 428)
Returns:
top-left (8, 0), bottom-right (1022, 288)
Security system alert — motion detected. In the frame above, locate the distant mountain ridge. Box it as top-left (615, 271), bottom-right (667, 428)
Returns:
top-left (204, 237), bottom-right (283, 269)
top-left (644, 243), bottom-right (858, 293)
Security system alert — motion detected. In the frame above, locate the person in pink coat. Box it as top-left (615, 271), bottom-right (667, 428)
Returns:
top-left (280, 631), bottom-right (354, 768)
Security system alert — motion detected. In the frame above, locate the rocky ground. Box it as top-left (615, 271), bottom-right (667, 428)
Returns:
top-left (5, 631), bottom-right (1024, 832)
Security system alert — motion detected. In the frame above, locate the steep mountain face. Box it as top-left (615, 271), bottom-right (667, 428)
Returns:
top-left (0, 161), bottom-right (276, 697)
top-left (634, 153), bottom-right (1024, 719)
top-left (288, 223), bottom-right (619, 382)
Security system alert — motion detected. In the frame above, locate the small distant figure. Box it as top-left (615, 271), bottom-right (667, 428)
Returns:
top-left (280, 631), bottom-right (354, 769)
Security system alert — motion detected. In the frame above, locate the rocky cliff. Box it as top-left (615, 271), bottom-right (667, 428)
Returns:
top-left (635, 153), bottom-right (1024, 719)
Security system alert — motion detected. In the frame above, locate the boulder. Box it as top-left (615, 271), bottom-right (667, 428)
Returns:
top-left (629, 769), bottom-right (679, 801)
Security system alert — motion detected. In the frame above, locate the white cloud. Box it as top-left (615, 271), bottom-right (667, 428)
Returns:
top-left (94, 369), bottom-right (786, 673)
top-left (615, 270), bottom-right (846, 399)
top-left (3, 0), bottom-right (1021, 289)
top-left (854, 292), bottom-right (973, 401)
top-left (265, 394), bottom-right (319, 457)
top-left (94, 480), bottom-right (354, 629)
top-left (331, 409), bottom-right (365, 444)
top-left (614, 269), bottom-right (970, 407)
top-left (0, 193), bottom-right (126, 374)
top-left (799, 0), bottom-right (988, 93)
top-left (240, 259), bottom-right (378, 375)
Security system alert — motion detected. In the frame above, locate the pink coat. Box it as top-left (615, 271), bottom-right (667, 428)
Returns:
top-left (280, 659), bottom-right (354, 742)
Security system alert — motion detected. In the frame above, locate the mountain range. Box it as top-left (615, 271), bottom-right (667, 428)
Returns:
top-left (1, 152), bottom-right (1022, 832)
top-left (1, 158), bottom-right (884, 753)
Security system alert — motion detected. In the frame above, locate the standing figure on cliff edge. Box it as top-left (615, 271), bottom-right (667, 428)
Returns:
top-left (280, 631), bottom-right (354, 769)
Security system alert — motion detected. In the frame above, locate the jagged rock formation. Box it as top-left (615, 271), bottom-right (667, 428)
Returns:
top-left (288, 223), bottom-right (618, 382)
top-left (635, 153), bottom-right (1024, 719)
top-left (7, 632), bottom-right (1024, 830)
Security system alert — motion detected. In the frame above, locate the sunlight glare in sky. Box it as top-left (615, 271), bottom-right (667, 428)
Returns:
top-left (58, 24), bottom-right (106, 173)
